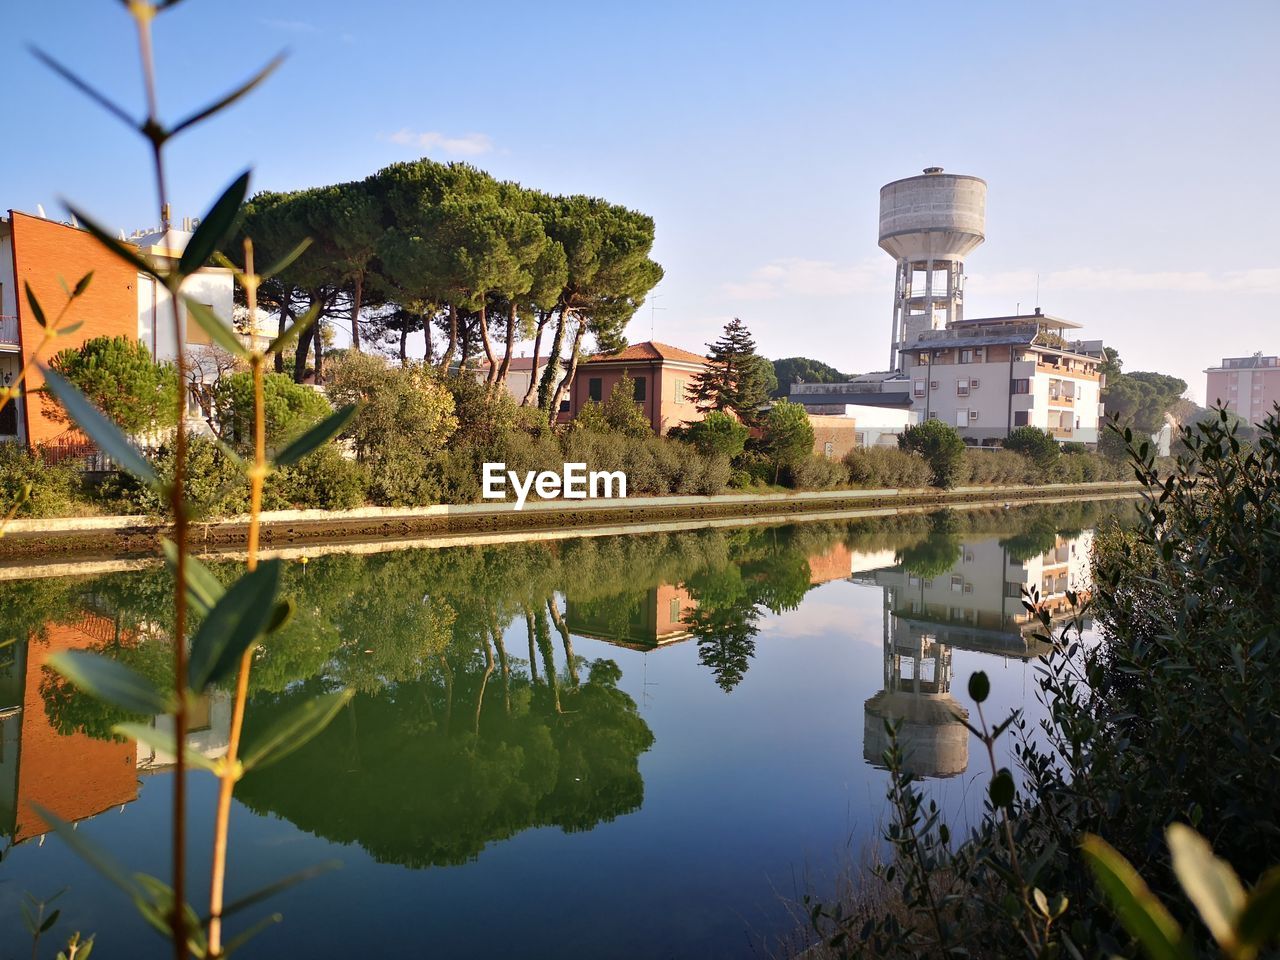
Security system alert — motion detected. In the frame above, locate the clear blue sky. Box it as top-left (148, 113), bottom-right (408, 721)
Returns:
top-left (4, 0), bottom-right (1277, 402)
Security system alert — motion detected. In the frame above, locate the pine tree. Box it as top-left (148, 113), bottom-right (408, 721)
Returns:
top-left (688, 317), bottom-right (769, 425)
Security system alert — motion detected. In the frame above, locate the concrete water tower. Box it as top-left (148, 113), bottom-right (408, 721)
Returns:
top-left (879, 167), bottom-right (987, 370)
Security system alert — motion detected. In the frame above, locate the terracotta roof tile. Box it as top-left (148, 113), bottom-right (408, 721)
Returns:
top-left (582, 340), bottom-right (708, 365)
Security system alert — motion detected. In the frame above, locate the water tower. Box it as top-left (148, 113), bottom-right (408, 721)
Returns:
top-left (879, 168), bottom-right (987, 370)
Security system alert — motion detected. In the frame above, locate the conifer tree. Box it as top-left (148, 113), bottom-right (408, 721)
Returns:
top-left (688, 317), bottom-right (770, 426)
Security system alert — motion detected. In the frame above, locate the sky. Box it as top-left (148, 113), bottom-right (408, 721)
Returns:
top-left (3, 0), bottom-right (1278, 403)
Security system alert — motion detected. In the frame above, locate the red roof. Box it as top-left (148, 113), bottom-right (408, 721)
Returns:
top-left (582, 340), bottom-right (708, 365)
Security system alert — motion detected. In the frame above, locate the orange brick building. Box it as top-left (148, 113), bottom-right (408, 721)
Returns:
top-left (2, 211), bottom-right (139, 446)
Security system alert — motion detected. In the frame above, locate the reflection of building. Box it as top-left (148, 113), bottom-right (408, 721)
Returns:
top-left (0, 611), bottom-right (231, 845)
top-left (860, 529), bottom-right (1094, 779)
top-left (808, 543), bottom-right (854, 585)
top-left (565, 583), bottom-right (698, 651)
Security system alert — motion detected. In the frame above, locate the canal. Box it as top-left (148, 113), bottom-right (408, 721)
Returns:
top-left (0, 499), bottom-right (1127, 958)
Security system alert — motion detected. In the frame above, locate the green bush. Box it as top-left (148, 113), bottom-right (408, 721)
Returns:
top-left (48, 334), bottom-right (179, 434)
top-left (788, 454), bottom-right (848, 490)
top-left (103, 435), bottom-right (247, 520)
top-left (759, 400), bottom-right (815, 483)
top-left (843, 447), bottom-right (933, 488)
top-left (679, 411), bottom-right (748, 460)
top-left (1002, 425), bottom-right (1060, 474)
top-left (214, 371), bottom-right (332, 451)
top-left (962, 448), bottom-right (1037, 485)
top-left (898, 419), bottom-right (966, 488)
top-left (272, 446), bottom-right (366, 510)
top-left (0, 443), bottom-right (81, 517)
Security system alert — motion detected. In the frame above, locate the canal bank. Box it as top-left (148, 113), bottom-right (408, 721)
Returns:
top-left (0, 481), bottom-right (1138, 569)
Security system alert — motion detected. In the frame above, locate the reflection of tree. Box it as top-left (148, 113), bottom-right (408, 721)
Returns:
top-left (685, 561), bottom-right (761, 694)
top-left (896, 511), bottom-right (963, 578)
top-left (234, 658), bottom-right (653, 867)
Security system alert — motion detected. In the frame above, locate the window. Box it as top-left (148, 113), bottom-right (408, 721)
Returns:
top-left (588, 377), bottom-right (603, 402)
top-left (950, 575), bottom-right (964, 593)
top-left (559, 398), bottom-right (570, 413)
top-left (969, 410), bottom-right (980, 421)
top-left (970, 378), bottom-right (981, 390)
top-left (1014, 411), bottom-right (1030, 426)
top-left (929, 380), bottom-right (939, 390)
top-left (959, 349), bottom-right (973, 364)
top-left (913, 380), bottom-right (926, 398)
top-left (633, 377), bottom-right (647, 402)
top-left (956, 408), bottom-right (969, 427)
top-left (957, 378), bottom-right (970, 397)
top-left (1005, 581), bottom-right (1025, 599)
top-left (674, 377), bottom-right (688, 401)
top-left (670, 597), bottom-right (681, 622)
top-left (1011, 378), bottom-right (1030, 394)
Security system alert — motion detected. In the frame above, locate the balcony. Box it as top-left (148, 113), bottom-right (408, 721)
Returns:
top-left (0, 315), bottom-right (19, 348)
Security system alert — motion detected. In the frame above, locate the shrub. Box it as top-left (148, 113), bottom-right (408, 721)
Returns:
top-left (788, 454), bottom-right (847, 490)
top-left (1002, 425), bottom-right (1060, 474)
top-left (843, 447), bottom-right (933, 488)
top-left (214, 371), bottom-right (331, 451)
top-left (104, 435), bottom-right (247, 520)
top-left (0, 443), bottom-right (80, 517)
top-left (962, 448), bottom-right (1037, 485)
top-left (898, 419), bottom-right (966, 488)
top-left (759, 400), bottom-right (815, 483)
top-left (1060, 440), bottom-right (1088, 455)
top-left (680, 411), bottom-right (748, 460)
top-left (272, 446), bottom-right (366, 510)
top-left (48, 335), bottom-right (179, 434)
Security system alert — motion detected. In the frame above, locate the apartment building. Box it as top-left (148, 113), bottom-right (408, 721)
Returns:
top-left (899, 310), bottom-right (1105, 446)
top-left (1205, 354), bottom-right (1280, 424)
top-left (1, 210), bottom-right (234, 446)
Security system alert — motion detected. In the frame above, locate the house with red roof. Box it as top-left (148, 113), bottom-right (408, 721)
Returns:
top-left (560, 340), bottom-right (711, 435)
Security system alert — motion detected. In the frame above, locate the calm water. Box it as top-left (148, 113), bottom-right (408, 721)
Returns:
top-left (0, 500), bottom-right (1126, 959)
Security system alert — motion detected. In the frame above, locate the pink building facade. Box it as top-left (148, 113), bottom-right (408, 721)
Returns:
top-left (563, 341), bottom-right (710, 435)
top-left (1205, 354), bottom-right (1280, 425)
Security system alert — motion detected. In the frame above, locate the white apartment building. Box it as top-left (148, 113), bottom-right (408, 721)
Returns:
top-left (900, 311), bottom-right (1105, 446)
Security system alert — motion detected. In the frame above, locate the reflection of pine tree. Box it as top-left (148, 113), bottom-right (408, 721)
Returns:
top-left (684, 564), bottom-right (761, 693)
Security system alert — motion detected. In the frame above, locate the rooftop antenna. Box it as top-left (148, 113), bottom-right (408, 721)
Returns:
top-left (1035, 273), bottom-right (1041, 310)
top-left (649, 292), bottom-right (665, 339)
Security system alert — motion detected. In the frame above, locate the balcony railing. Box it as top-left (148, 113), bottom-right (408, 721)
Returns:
top-left (0, 315), bottom-right (19, 346)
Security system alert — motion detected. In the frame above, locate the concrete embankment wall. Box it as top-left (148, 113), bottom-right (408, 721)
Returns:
top-left (0, 482), bottom-right (1139, 577)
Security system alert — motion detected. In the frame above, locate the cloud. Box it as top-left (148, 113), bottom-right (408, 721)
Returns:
top-left (970, 266), bottom-right (1280, 295)
top-left (722, 257), bottom-right (892, 301)
top-left (382, 129), bottom-right (494, 157)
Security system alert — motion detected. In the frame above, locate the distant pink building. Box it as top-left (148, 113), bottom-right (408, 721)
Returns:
top-left (1205, 354), bottom-right (1280, 424)
top-left (562, 340), bottom-right (710, 435)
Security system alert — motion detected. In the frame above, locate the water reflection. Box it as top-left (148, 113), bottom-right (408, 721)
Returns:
top-left (0, 501), bottom-right (1112, 870)
top-left (860, 519), bottom-right (1094, 778)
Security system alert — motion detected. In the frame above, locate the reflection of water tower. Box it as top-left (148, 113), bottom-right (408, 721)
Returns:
top-left (864, 621), bottom-right (969, 779)
top-left (879, 168), bottom-right (987, 370)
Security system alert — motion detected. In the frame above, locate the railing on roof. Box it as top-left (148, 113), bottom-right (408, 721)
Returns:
top-left (0, 315), bottom-right (20, 346)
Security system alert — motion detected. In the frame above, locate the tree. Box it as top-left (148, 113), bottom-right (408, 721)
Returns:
top-left (681, 410), bottom-right (748, 460)
top-left (212, 371), bottom-right (332, 451)
top-left (759, 400), bottom-right (815, 483)
top-left (898, 418), bottom-right (966, 488)
top-left (301, 180), bottom-right (385, 352)
top-left (1003, 425), bottom-right (1061, 473)
top-left (324, 350), bottom-right (458, 505)
top-left (771, 357), bottom-right (852, 398)
top-left (573, 374), bottom-right (651, 438)
top-left (688, 318), bottom-right (770, 426)
top-left (1098, 348), bottom-right (1187, 439)
top-left (48, 335), bottom-right (179, 435)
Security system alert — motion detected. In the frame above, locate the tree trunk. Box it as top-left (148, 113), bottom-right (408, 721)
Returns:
top-left (459, 313), bottom-right (473, 369)
top-left (477, 300), bottom-right (498, 385)
top-left (398, 320), bottom-right (408, 363)
top-left (496, 300), bottom-right (517, 387)
top-left (525, 607), bottom-right (538, 683)
top-left (293, 295), bottom-right (316, 383)
top-left (537, 306), bottom-right (567, 411)
top-left (424, 311), bottom-right (434, 366)
top-left (436, 302), bottom-right (457, 374)
top-left (313, 319), bottom-right (325, 384)
top-left (350, 272), bottom-right (363, 352)
top-left (474, 631), bottom-right (495, 736)
top-left (548, 314), bottom-right (586, 425)
top-left (521, 311), bottom-right (549, 407)
top-left (275, 285), bottom-right (295, 375)
top-left (547, 598), bottom-right (579, 687)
